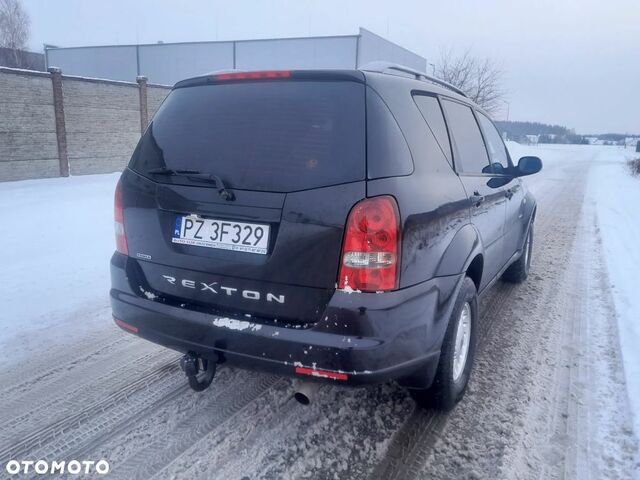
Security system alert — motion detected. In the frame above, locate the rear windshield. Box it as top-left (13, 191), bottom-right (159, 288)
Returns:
top-left (130, 80), bottom-right (366, 192)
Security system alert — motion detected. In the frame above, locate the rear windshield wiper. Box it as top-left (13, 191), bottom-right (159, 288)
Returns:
top-left (147, 167), bottom-right (200, 175)
top-left (146, 167), bottom-right (235, 201)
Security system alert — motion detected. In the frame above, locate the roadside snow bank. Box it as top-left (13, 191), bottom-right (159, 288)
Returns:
top-left (506, 142), bottom-right (640, 435)
top-left (0, 174), bottom-right (120, 364)
top-left (588, 147), bottom-right (640, 436)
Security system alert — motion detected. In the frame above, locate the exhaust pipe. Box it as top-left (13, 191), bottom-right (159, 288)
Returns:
top-left (293, 380), bottom-right (320, 405)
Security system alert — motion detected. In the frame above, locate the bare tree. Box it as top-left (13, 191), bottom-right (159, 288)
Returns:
top-left (436, 49), bottom-right (505, 116)
top-left (0, 0), bottom-right (30, 67)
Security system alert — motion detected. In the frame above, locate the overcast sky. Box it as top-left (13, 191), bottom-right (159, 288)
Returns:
top-left (22, 0), bottom-right (639, 134)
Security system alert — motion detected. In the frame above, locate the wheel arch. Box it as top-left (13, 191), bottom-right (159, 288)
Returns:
top-left (519, 198), bottom-right (537, 252)
top-left (465, 254), bottom-right (484, 292)
top-left (435, 223), bottom-right (484, 287)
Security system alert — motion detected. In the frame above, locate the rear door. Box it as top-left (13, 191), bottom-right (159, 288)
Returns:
top-left (122, 74), bottom-right (366, 324)
top-left (440, 98), bottom-right (508, 291)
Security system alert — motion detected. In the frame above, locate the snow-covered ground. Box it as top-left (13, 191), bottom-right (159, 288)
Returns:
top-left (0, 145), bottom-right (638, 479)
top-left (0, 173), bottom-right (120, 364)
top-left (508, 142), bottom-right (640, 435)
top-left (587, 147), bottom-right (640, 435)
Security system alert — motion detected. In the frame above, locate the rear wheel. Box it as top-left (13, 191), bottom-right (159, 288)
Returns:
top-left (410, 276), bottom-right (478, 411)
top-left (502, 222), bottom-right (533, 283)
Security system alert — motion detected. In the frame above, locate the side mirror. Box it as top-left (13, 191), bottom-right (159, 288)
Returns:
top-left (490, 162), bottom-right (506, 175)
top-left (481, 162), bottom-right (507, 175)
top-left (516, 156), bottom-right (542, 176)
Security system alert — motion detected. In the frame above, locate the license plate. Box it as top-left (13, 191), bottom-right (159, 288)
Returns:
top-left (172, 215), bottom-right (270, 255)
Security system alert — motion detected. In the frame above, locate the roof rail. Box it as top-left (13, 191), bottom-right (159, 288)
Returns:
top-left (360, 61), bottom-right (468, 98)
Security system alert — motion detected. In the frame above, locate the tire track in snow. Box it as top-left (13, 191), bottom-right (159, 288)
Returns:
top-left (0, 342), bottom-right (173, 442)
top-left (370, 279), bottom-right (516, 480)
top-left (105, 374), bottom-right (281, 479)
top-left (507, 169), bottom-right (638, 479)
top-left (536, 220), bottom-right (589, 480)
top-left (151, 380), bottom-right (413, 480)
top-left (0, 357), bottom-right (182, 464)
top-left (0, 320), bottom-right (127, 394)
top-left (1, 364), bottom-right (281, 479)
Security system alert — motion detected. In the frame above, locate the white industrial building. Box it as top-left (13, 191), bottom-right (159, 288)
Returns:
top-left (45, 28), bottom-right (427, 85)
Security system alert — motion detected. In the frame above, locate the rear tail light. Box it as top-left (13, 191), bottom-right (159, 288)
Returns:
top-left (114, 178), bottom-right (128, 255)
top-left (338, 196), bottom-right (401, 292)
top-left (214, 70), bottom-right (291, 81)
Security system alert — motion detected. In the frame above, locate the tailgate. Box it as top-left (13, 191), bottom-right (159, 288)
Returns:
top-left (120, 74), bottom-right (366, 323)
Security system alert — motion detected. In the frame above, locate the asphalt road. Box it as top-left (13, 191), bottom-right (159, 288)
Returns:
top-left (1, 147), bottom-right (638, 479)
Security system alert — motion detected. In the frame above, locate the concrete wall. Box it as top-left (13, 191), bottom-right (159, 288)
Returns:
top-left (148, 85), bottom-right (170, 119)
top-left (63, 78), bottom-right (142, 175)
top-left (0, 68), bottom-right (59, 181)
top-left (0, 67), bottom-right (171, 182)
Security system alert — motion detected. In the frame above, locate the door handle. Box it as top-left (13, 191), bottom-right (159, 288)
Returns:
top-left (470, 191), bottom-right (485, 207)
top-left (505, 189), bottom-right (514, 200)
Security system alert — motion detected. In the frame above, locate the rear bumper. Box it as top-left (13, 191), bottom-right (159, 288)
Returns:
top-left (110, 254), bottom-right (463, 388)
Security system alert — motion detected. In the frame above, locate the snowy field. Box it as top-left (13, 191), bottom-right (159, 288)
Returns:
top-left (0, 144), bottom-right (638, 478)
top-left (0, 173), bottom-right (120, 364)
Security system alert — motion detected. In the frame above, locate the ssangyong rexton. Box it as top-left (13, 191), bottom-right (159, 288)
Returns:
top-left (110, 64), bottom-right (541, 410)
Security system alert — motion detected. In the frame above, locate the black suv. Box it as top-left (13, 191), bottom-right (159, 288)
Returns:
top-left (110, 63), bottom-right (541, 410)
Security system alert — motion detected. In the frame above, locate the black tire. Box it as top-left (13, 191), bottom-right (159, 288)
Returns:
top-left (502, 222), bottom-right (534, 283)
top-left (410, 276), bottom-right (478, 411)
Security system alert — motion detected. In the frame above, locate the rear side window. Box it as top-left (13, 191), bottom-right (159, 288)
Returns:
top-left (413, 95), bottom-right (453, 167)
top-left (441, 99), bottom-right (491, 174)
top-left (476, 112), bottom-right (510, 173)
top-left (367, 87), bottom-right (413, 179)
top-left (130, 81), bottom-right (365, 192)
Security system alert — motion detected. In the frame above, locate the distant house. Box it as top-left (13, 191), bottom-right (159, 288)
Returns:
top-left (525, 135), bottom-right (539, 145)
top-left (0, 47), bottom-right (45, 71)
top-left (625, 137), bottom-right (640, 147)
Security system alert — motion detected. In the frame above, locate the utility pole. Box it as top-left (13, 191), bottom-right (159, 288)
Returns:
top-left (503, 100), bottom-right (510, 121)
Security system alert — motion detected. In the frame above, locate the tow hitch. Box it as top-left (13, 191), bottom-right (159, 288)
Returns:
top-left (179, 352), bottom-right (218, 392)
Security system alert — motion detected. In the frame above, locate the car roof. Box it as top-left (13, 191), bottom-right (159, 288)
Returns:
top-left (361, 70), bottom-right (468, 99)
top-left (171, 66), bottom-right (484, 115)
